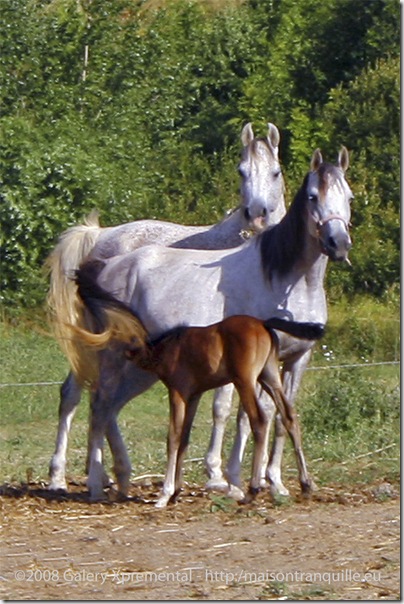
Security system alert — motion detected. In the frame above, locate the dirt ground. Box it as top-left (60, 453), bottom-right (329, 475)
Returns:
top-left (0, 480), bottom-right (400, 601)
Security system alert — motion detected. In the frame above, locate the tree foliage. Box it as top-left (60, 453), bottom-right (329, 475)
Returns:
top-left (0, 0), bottom-right (399, 309)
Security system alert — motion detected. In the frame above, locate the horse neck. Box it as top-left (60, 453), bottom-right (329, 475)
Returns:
top-left (259, 184), bottom-right (328, 289)
top-left (207, 208), bottom-right (246, 244)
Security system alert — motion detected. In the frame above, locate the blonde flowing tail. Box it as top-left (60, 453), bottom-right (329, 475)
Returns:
top-left (66, 259), bottom-right (149, 387)
top-left (44, 211), bottom-right (103, 382)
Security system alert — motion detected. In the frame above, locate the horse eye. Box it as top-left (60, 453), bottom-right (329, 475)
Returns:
top-left (308, 194), bottom-right (318, 203)
top-left (273, 169), bottom-right (282, 179)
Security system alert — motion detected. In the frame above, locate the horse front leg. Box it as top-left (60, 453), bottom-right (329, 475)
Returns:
top-left (265, 351), bottom-right (312, 496)
top-left (204, 383), bottom-right (234, 491)
top-left (49, 372), bottom-right (82, 491)
top-left (156, 389), bottom-right (186, 509)
top-left (226, 387), bottom-right (275, 494)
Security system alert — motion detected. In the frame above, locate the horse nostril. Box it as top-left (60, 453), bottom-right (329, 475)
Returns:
top-left (262, 208), bottom-right (268, 218)
top-left (328, 236), bottom-right (337, 249)
top-left (244, 208), bottom-right (251, 221)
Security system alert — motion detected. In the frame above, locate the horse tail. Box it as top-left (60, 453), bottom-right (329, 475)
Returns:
top-left (67, 259), bottom-right (149, 386)
top-left (264, 317), bottom-right (325, 341)
top-left (44, 210), bottom-right (103, 369)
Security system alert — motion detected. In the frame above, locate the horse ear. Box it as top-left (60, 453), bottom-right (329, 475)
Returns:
top-left (267, 123), bottom-right (280, 155)
top-left (310, 148), bottom-right (323, 172)
top-left (241, 122), bottom-right (254, 147)
top-left (337, 146), bottom-right (349, 173)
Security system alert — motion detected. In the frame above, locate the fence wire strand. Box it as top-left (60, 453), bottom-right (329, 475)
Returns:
top-left (0, 360), bottom-right (399, 388)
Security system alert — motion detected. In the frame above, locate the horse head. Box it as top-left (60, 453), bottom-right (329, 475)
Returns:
top-left (306, 146), bottom-right (353, 262)
top-left (238, 122), bottom-right (286, 233)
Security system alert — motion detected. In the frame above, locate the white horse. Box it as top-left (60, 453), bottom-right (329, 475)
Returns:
top-left (61, 147), bottom-right (353, 501)
top-left (47, 122), bottom-right (286, 490)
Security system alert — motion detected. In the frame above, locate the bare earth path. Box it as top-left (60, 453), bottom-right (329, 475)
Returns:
top-left (0, 481), bottom-right (400, 600)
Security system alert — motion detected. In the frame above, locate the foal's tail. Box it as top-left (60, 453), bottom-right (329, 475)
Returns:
top-left (65, 260), bottom-right (149, 386)
top-left (45, 210), bottom-right (103, 366)
top-left (264, 317), bottom-right (325, 341)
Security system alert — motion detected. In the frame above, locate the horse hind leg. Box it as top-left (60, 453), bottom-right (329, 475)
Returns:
top-left (259, 369), bottom-right (312, 496)
top-left (87, 367), bottom-right (157, 500)
top-left (106, 418), bottom-right (131, 496)
top-left (49, 372), bottom-right (82, 491)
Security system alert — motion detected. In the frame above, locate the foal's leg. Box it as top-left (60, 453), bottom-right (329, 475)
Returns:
top-left (172, 394), bottom-right (201, 503)
top-left (156, 389), bottom-right (186, 509)
top-left (49, 372), bottom-right (82, 491)
top-left (232, 382), bottom-right (269, 502)
top-left (266, 351), bottom-right (312, 496)
top-left (260, 366), bottom-right (312, 495)
top-left (204, 383), bottom-right (235, 491)
top-left (226, 387), bottom-right (275, 493)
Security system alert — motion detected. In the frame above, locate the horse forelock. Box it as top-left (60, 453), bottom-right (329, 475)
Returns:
top-left (251, 137), bottom-right (277, 160)
top-left (316, 163), bottom-right (345, 201)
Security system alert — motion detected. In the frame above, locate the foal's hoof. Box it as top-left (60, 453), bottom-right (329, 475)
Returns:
top-left (239, 487), bottom-right (260, 505)
top-left (301, 478), bottom-right (317, 497)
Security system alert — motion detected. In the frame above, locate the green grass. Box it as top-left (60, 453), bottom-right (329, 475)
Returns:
top-left (0, 297), bottom-right (400, 491)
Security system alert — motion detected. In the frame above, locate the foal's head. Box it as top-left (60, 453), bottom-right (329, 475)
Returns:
top-left (238, 122), bottom-right (286, 232)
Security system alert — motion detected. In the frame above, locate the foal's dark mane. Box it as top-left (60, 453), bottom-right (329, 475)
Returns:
top-left (258, 163), bottom-right (342, 280)
top-left (148, 326), bottom-right (189, 348)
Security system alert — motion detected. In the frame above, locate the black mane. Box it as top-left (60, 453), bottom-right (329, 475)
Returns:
top-left (148, 325), bottom-right (189, 348)
top-left (258, 162), bottom-right (344, 281)
top-left (258, 172), bottom-right (309, 281)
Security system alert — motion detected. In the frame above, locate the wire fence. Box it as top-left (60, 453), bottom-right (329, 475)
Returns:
top-left (0, 360), bottom-right (399, 389)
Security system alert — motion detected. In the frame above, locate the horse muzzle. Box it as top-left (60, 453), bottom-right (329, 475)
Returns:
top-left (317, 216), bottom-right (352, 262)
top-left (244, 207), bottom-right (271, 233)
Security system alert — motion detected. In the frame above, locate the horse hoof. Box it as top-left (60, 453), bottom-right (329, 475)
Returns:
top-left (239, 487), bottom-right (260, 505)
top-left (89, 491), bottom-right (109, 503)
top-left (301, 478), bottom-right (317, 496)
top-left (48, 480), bottom-right (68, 492)
top-left (226, 484), bottom-right (245, 501)
top-left (205, 477), bottom-right (229, 493)
top-left (155, 496), bottom-right (169, 509)
top-left (269, 483), bottom-right (290, 498)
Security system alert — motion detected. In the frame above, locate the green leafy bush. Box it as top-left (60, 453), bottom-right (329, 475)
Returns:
top-left (0, 0), bottom-right (400, 310)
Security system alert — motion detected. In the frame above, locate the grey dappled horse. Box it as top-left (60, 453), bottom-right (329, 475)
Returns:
top-left (61, 147), bottom-right (353, 501)
top-left (47, 122), bottom-right (286, 490)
